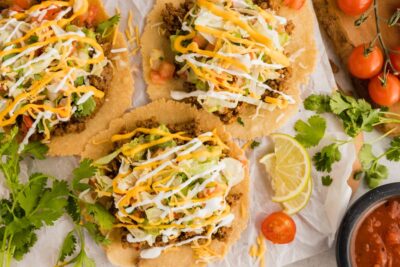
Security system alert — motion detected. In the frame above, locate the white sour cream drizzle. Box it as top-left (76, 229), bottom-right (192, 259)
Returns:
top-left (0, 1), bottom-right (109, 146)
top-left (169, 0), bottom-right (294, 113)
top-left (101, 130), bottom-right (245, 259)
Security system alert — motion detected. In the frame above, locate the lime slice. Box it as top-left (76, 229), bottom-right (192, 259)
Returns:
top-left (261, 133), bottom-right (311, 202)
top-left (282, 178), bottom-right (313, 215)
top-left (260, 153), bottom-right (276, 175)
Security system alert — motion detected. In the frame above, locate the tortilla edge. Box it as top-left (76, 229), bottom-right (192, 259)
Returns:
top-left (140, 0), bottom-right (317, 139)
top-left (81, 99), bottom-right (250, 267)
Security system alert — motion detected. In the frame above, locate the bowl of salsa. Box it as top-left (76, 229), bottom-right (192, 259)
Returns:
top-left (336, 182), bottom-right (400, 267)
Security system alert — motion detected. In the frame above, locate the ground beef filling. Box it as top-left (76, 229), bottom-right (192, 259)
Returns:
top-left (161, 0), bottom-right (295, 123)
top-left (105, 119), bottom-right (241, 248)
top-left (51, 41), bottom-right (114, 136)
top-left (162, 0), bottom-right (195, 37)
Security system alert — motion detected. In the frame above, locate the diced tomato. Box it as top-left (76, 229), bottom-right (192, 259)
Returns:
top-left (205, 43), bottom-right (215, 51)
top-left (203, 184), bottom-right (224, 197)
top-left (22, 115), bottom-right (33, 129)
top-left (43, 7), bottom-right (61, 21)
top-left (150, 70), bottom-right (166, 85)
top-left (11, 0), bottom-right (32, 10)
top-left (68, 41), bottom-right (78, 56)
top-left (158, 61), bottom-right (175, 79)
top-left (284, 0), bottom-right (306, 10)
top-left (20, 115), bottom-right (33, 137)
top-left (150, 61), bottom-right (175, 84)
top-left (193, 34), bottom-right (208, 49)
top-left (76, 5), bottom-right (99, 27)
top-left (32, 7), bottom-right (61, 22)
top-left (10, 4), bottom-right (25, 12)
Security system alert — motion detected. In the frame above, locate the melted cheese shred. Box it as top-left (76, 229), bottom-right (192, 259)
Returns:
top-left (87, 126), bottom-right (245, 260)
top-left (168, 0), bottom-right (294, 114)
top-left (0, 0), bottom-right (110, 144)
top-left (249, 232), bottom-right (266, 267)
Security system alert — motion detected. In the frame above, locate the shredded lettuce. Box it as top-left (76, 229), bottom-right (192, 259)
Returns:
top-left (96, 15), bottom-right (120, 38)
top-left (74, 96), bottom-right (96, 118)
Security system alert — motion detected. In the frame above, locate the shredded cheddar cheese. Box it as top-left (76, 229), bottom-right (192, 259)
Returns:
top-left (82, 125), bottom-right (246, 260)
top-left (249, 232), bottom-right (267, 267)
top-left (0, 0), bottom-right (118, 148)
top-left (164, 0), bottom-right (295, 116)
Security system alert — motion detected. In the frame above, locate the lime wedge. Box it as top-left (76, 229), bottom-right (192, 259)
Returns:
top-left (260, 133), bottom-right (311, 203)
top-left (282, 178), bottom-right (313, 215)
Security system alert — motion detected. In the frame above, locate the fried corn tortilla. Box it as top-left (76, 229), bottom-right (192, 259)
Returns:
top-left (82, 100), bottom-right (249, 267)
top-left (0, 0), bottom-right (134, 156)
top-left (141, 0), bottom-right (316, 139)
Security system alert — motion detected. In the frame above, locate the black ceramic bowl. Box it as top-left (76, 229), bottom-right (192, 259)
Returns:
top-left (336, 182), bottom-right (400, 267)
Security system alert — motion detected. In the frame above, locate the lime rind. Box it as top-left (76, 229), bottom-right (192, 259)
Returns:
top-left (269, 134), bottom-right (311, 202)
top-left (282, 177), bottom-right (313, 215)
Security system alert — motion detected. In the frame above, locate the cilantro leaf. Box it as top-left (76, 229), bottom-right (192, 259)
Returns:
top-left (75, 96), bottom-right (96, 118)
top-left (20, 141), bottom-right (49, 159)
top-left (294, 115), bottom-right (326, 148)
top-left (16, 173), bottom-right (47, 215)
top-left (358, 144), bottom-right (388, 189)
top-left (313, 143), bottom-right (341, 172)
top-left (321, 175), bottom-right (333, 186)
top-left (237, 117), bottom-right (244, 126)
top-left (365, 164), bottom-right (388, 189)
top-left (28, 180), bottom-right (69, 228)
top-left (329, 92), bottom-right (353, 115)
top-left (57, 230), bottom-right (77, 262)
top-left (329, 92), bottom-right (381, 137)
top-left (359, 144), bottom-right (375, 169)
top-left (250, 140), bottom-right (260, 149)
top-left (86, 203), bottom-right (115, 231)
top-left (83, 222), bottom-right (109, 245)
top-left (304, 94), bottom-right (331, 113)
top-left (96, 14), bottom-right (120, 37)
top-left (73, 249), bottom-right (96, 267)
top-left (72, 159), bottom-right (97, 192)
top-left (386, 137), bottom-right (400, 161)
top-left (12, 228), bottom-right (38, 260)
top-left (66, 195), bottom-right (81, 223)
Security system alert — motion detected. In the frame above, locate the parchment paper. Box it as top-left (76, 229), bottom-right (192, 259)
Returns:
top-left (2, 1), bottom-right (357, 266)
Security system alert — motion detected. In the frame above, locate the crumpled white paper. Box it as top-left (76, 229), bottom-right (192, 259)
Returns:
top-left (5, 1), bottom-right (357, 266)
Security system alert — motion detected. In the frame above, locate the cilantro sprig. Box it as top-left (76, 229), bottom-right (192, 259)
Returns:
top-left (294, 115), bottom-right (326, 148)
top-left (0, 128), bottom-right (68, 266)
top-left (54, 226), bottom-right (95, 267)
top-left (54, 159), bottom-right (113, 267)
top-left (357, 137), bottom-right (400, 188)
top-left (304, 92), bottom-right (400, 188)
top-left (304, 92), bottom-right (400, 137)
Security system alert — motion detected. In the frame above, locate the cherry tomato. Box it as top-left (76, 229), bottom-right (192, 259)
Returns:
top-left (389, 46), bottom-right (400, 73)
top-left (261, 211), bottom-right (296, 244)
top-left (284, 0), bottom-right (306, 10)
top-left (158, 61), bottom-right (175, 79)
top-left (11, 0), bottom-right (32, 10)
top-left (348, 44), bottom-right (384, 79)
top-left (337, 0), bottom-right (373, 16)
top-left (368, 73), bottom-right (400, 107)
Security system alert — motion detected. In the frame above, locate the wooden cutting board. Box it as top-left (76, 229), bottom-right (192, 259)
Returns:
top-left (313, 0), bottom-right (400, 135)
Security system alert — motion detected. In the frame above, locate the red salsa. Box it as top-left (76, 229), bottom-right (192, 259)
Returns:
top-left (352, 198), bottom-right (400, 267)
